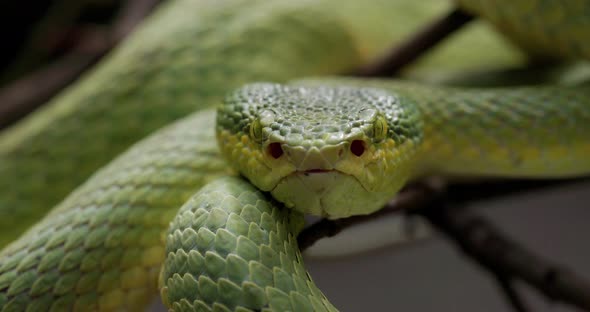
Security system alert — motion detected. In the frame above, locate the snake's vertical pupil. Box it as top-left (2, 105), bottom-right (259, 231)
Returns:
top-left (268, 142), bottom-right (284, 159)
top-left (350, 140), bottom-right (365, 157)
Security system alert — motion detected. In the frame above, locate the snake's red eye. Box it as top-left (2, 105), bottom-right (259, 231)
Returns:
top-left (268, 142), bottom-right (284, 159)
top-left (350, 140), bottom-right (365, 157)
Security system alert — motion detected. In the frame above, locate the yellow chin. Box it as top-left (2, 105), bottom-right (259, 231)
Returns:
top-left (270, 171), bottom-right (391, 218)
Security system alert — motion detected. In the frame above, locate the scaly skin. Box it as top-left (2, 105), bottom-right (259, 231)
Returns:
top-left (291, 80), bottom-right (590, 177)
top-left (0, 110), bottom-right (223, 311)
top-left (217, 82), bottom-right (590, 220)
top-left (160, 177), bottom-right (337, 312)
top-left (0, 0), bottom-right (589, 311)
top-left (0, 0), bottom-right (367, 246)
top-left (0, 0), bottom-right (526, 247)
top-left (163, 78), bottom-right (590, 310)
top-left (0, 0), bottom-right (523, 246)
top-left (457, 0), bottom-right (590, 60)
top-left (0, 0), bottom-right (462, 310)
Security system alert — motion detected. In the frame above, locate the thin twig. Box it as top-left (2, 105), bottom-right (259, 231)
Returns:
top-left (0, 0), bottom-right (92, 82)
top-left (493, 273), bottom-right (530, 312)
top-left (297, 178), bottom-right (587, 252)
top-left (298, 178), bottom-right (590, 311)
top-left (112, 0), bottom-right (162, 41)
top-left (297, 184), bottom-right (437, 251)
top-left (0, 55), bottom-right (103, 129)
top-left (415, 190), bottom-right (590, 311)
top-left (354, 7), bottom-right (474, 77)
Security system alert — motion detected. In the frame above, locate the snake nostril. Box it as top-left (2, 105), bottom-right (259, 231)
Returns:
top-left (267, 142), bottom-right (284, 159)
top-left (350, 140), bottom-right (366, 157)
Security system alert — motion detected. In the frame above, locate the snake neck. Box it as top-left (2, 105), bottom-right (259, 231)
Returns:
top-left (393, 83), bottom-right (590, 179)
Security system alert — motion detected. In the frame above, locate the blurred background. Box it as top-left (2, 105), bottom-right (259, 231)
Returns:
top-left (0, 0), bottom-right (161, 129)
top-left (1, 1), bottom-right (589, 311)
top-left (0, 0), bottom-right (162, 82)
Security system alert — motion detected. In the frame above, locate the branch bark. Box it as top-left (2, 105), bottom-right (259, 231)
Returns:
top-left (417, 193), bottom-right (590, 311)
top-left (354, 7), bottom-right (474, 77)
top-left (298, 178), bottom-right (590, 311)
top-left (493, 273), bottom-right (530, 312)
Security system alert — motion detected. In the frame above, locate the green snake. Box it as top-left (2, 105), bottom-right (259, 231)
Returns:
top-left (0, 0), bottom-right (589, 311)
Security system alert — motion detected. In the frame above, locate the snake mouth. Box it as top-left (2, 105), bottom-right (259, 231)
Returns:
top-left (269, 168), bottom-right (374, 217)
top-left (278, 168), bottom-right (369, 191)
top-left (301, 169), bottom-right (333, 174)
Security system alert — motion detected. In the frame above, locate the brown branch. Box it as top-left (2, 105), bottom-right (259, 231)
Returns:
top-left (112, 0), bottom-right (162, 41)
top-left (0, 0), bottom-right (93, 82)
top-left (297, 184), bottom-right (437, 250)
top-left (306, 6), bottom-right (590, 309)
top-left (297, 178), bottom-right (587, 251)
top-left (0, 55), bottom-right (103, 129)
top-left (416, 194), bottom-right (590, 311)
top-left (297, 178), bottom-right (590, 311)
top-left (0, 0), bottom-right (162, 130)
top-left (493, 273), bottom-right (530, 312)
top-left (354, 7), bottom-right (474, 77)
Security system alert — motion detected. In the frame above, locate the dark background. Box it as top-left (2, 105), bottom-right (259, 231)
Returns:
top-left (0, 0), bottom-right (125, 84)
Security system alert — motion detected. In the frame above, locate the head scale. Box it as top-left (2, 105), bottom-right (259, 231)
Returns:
top-left (217, 83), bottom-right (422, 218)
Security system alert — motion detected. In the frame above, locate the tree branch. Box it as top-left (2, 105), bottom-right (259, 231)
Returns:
top-left (298, 178), bottom-right (590, 311)
top-left (297, 184), bottom-right (437, 250)
top-left (493, 273), bottom-right (530, 312)
top-left (416, 191), bottom-right (590, 311)
top-left (354, 7), bottom-right (474, 77)
top-left (343, 13), bottom-right (590, 309)
top-left (0, 53), bottom-right (102, 130)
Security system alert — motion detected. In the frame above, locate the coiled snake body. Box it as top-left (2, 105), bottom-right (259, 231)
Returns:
top-left (0, 0), bottom-right (589, 311)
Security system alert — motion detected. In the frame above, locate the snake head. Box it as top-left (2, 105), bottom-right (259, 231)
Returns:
top-left (217, 83), bottom-right (422, 218)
